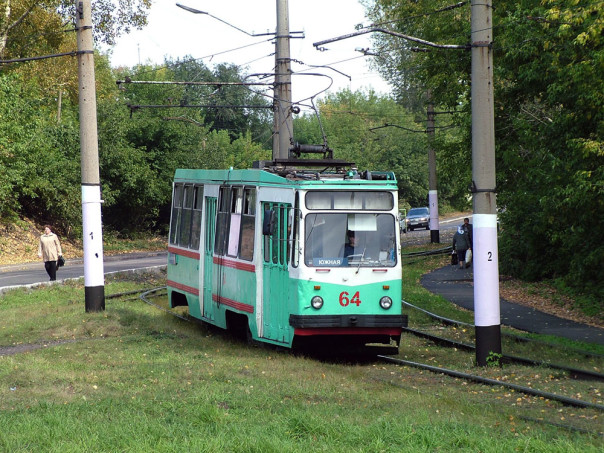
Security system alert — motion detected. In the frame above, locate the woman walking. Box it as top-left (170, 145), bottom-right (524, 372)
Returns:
top-left (452, 225), bottom-right (471, 270)
top-left (38, 225), bottom-right (63, 281)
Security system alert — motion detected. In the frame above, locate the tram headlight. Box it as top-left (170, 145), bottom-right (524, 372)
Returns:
top-left (379, 296), bottom-right (393, 310)
top-left (311, 296), bottom-right (324, 310)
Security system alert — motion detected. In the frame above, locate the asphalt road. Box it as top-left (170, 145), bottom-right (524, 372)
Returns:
top-left (401, 214), bottom-right (466, 247)
top-left (0, 252), bottom-right (167, 293)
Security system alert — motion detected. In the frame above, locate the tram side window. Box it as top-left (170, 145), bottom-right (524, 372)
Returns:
top-left (169, 184), bottom-right (183, 246)
top-left (239, 188), bottom-right (255, 261)
top-left (292, 194), bottom-right (300, 267)
top-left (214, 186), bottom-right (255, 261)
top-left (215, 187), bottom-right (231, 256)
top-left (275, 207), bottom-right (286, 265)
top-left (190, 186), bottom-right (204, 250)
top-left (179, 185), bottom-right (194, 247)
top-left (227, 188), bottom-right (243, 257)
top-left (263, 203), bottom-right (291, 266)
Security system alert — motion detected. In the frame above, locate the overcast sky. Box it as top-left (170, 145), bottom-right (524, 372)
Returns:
top-left (108, 0), bottom-right (391, 109)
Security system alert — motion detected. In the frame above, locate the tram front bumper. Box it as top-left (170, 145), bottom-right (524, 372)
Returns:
top-left (290, 314), bottom-right (407, 330)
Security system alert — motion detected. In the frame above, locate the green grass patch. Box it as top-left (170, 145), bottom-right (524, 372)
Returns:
top-left (1, 270), bottom-right (602, 451)
top-left (103, 233), bottom-right (166, 254)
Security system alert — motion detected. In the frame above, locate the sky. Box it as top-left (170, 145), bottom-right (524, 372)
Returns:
top-left (108, 0), bottom-right (391, 111)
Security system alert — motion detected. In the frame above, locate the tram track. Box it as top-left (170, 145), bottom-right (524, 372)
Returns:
top-left (131, 286), bottom-right (604, 414)
top-left (395, 300), bottom-right (604, 413)
top-left (402, 326), bottom-right (604, 381)
top-left (377, 354), bottom-right (604, 412)
top-left (137, 287), bottom-right (191, 321)
top-left (401, 300), bottom-right (604, 364)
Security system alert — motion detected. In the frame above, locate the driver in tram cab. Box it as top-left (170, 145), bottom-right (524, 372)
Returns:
top-left (343, 230), bottom-right (358, 257)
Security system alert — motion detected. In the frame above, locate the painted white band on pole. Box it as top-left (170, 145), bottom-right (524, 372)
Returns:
top-left (428, 190), bottom-right (439, 230)
top-left (82, 185), bottom-right (105, 287)
top-left (473, 213), bottom-right (500, 326)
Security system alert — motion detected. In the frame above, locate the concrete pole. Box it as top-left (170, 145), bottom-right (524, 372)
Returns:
top-left (471, 0), bottom-right (501, 365)
top-left (76, 0), bottom-right (105, 312)
top-left (273, 0), bottom-right (293, 159)
top-left (427, 97), bottom-right (440, 243)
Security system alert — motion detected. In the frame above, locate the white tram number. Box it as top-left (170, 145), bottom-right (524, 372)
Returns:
top-left (339, 291), bottom-right (362, 307)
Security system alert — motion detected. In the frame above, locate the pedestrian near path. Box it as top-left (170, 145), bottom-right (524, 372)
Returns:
top-left (421, 265), bottom-right (604, 346)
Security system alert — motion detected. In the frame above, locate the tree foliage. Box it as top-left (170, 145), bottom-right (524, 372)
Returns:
top-left (367, 0), bottom-right (603, 301)
top-left (294, 90), bottom-right (439, 209)
top-left (96, 59), bottom-right (273, 232)
top-left (495, 0), bottom-right (603, 303)
top-left (3, 0), bottom-right (601, 306)
top-left (0, 71), bottom-right (81, 230)
top-left (1, 55), bottom-right (274, 235)
top-left (0, 0), bottom-right (151, 58)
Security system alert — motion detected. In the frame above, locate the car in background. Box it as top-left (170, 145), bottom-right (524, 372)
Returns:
top-left (405, 207), bottom-right (430, 231)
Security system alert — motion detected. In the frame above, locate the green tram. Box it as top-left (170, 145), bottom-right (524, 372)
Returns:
top-left (167, 159), bottom-right (408, 349)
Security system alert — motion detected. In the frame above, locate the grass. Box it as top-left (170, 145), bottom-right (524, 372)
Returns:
top-left (0, 265), bottom-right (603, 451)
top-left (101, 233), bottom-right (167, 255)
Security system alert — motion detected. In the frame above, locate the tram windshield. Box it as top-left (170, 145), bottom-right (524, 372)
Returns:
top-left (304, 213), bottom-right (397, 267)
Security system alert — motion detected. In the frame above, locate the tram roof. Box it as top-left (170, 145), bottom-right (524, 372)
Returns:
top-left (174, 168), bottom-right (398, 188)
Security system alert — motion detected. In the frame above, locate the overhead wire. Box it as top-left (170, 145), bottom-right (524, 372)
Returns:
top-left (117, 2), bottom-right (516, 136)
top-left (127, 37), bottom-right (274, 79)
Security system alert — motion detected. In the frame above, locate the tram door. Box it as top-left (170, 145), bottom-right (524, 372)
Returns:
top-left (203, 197), bottom-right (217, 320)
top-left (262, 203), bottom-right (291, 342)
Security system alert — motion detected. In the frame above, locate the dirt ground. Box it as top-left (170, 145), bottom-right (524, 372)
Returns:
top-left (0, 218), bottom-right (83, 266)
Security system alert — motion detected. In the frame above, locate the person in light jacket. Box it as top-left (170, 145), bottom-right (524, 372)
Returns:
top-left (452, 225), bottom-right (470, 270)
top-left (38, 225), bottom-right (63, 281)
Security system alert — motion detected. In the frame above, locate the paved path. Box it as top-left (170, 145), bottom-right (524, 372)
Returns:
top-left (421, 264), bottom-right (604, 346)
top-left (0, 253), bottom-right (167, 295)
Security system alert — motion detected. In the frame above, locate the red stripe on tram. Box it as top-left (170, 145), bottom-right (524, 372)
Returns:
top-left (168, 246), bottom-right (201, 260)
top-left (213, 256), bottom-right (256, 273)
top-left (167, 280), bottom-right (200, 296)
top-left (212, 294), bottom-right (254, 313)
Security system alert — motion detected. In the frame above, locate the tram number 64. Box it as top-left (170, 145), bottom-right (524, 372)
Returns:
top-left (339, 291), bottom-right (361, 307)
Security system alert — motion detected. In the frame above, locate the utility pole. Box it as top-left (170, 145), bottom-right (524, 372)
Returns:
top-left (76, 0), bottom-right (105, 312)
top-left (313, 2), bottom-right (501, 366)
top-left (273, 0), bottom-right (293, 159)
top-left (426, 95), bottom-right (439, 243)
top-left (471, 0), bottom-right (501, 365)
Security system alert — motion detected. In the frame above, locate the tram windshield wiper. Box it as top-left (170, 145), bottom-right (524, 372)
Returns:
top-left (356, 247), bottom-right (366, 274)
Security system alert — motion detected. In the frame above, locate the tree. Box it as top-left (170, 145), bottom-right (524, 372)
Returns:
top-left (366, 0), bottom-right (471, 112)
top-left (293, 89), bottom-right (440, 208)
top-left (0, 73), bottom-right (34, 218)
top-left (0, 1), bottom-right (152, 58)
top-left (168, 58), bottom-right (273, 141)
top-left (118, 58), bottom-right (273, 142)
top-left (494, 0), bottom-right (603, 304)
top-left (96, 61), bottom-right (273, 232)
top-left (367, 0), bottom-right (604, 303)
top-left (0, 71), bottom-right (82, 231)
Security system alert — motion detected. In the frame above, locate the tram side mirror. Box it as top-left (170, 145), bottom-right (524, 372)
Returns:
top-left (263, 209), bottom-right (276, 236)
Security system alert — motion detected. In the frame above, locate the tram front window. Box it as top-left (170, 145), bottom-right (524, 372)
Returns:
top-left (304, 213), bottom-right (396, 267)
